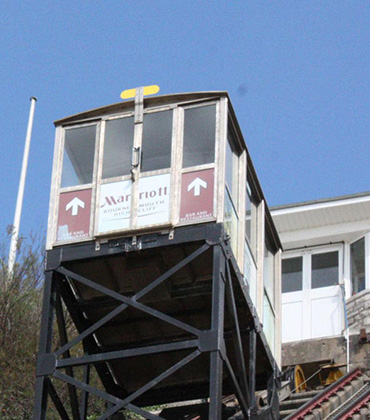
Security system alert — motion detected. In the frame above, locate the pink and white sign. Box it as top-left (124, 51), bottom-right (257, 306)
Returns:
top-left (180, 168), bottom-right (214, 223)
top-left (98, 180), bottom-right (132, 233)
top-left (98, 174), bottom-right (171, 233)
top-left (137, 174), bottom-right (170, 227)
top-left (57, 189), bottom-right (92, 242)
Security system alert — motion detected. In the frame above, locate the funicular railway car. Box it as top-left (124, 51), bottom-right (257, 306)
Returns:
top-left (34, 90), bottom-right (282, 420)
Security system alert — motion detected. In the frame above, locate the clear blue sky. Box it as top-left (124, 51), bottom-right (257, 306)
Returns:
top-left (1, 1), bottom-right (369, 239)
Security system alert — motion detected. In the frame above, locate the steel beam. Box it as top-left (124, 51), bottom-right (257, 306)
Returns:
top-left (33, 271), bottom-right (56, 420)
top-left (208, 244), bottom-right (225, 419)
top-left (34, 224), bottom-right (279, 419)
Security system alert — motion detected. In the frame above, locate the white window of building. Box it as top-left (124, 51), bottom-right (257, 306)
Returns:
top-left (350, 237), bottom-right (366, 295)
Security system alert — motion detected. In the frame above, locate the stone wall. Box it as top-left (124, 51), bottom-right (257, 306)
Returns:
top-left (282, 334), bottom-right (370, 371)
top-left (346, 289), bottom-right (370, 334)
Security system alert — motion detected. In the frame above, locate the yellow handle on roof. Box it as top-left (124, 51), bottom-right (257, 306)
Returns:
top-left (120, 85), bottom-right (160, 100)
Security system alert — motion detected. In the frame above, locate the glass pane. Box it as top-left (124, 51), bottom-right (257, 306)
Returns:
top-left (282, 257), bottom-right (303, 293)
top-left (351, 237), bottom-right (365, 295)
top-left (103, 117), bottom-right (134, 179)
top-left (61, 125), bottom-right (96, 188)
top-left (244, 240), bottom-right (257, 306)
top-left (183, 105), bottom-right (216, 168)
top-left (224, 189), bottom-right (238, 254)
top-left (264, 243), bottom-right (275, 307)
top-left (263, 294), bottom-right (275, 354)
top-left (245, 183), bottom-right (252, 243)
top-left (245, 182), bottom-right (257, 258)
top-left (311, 251), bottom-right (338, 289)
top-left (225, 130), bottom-right (239, 206)
top-left (142, 111), bottom-right (173, 172)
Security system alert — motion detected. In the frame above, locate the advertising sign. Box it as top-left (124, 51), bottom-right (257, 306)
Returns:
top-left (137, 174), bottom-right (170, 226)
top-left (180, 168), bottom-right (214, 223)
top-left (98, 180), bottom-right (132, 233)
top-left (57, 189), bottom-right (92, 242)
top-left (98, 173), bottom-right (171, 233)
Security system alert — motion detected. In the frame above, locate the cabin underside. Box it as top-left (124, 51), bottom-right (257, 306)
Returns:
top-left (34, 223), bottom-right (280, 419)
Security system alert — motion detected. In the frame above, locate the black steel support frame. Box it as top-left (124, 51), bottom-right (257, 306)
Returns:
top-left (33, 224), bottom-right (280, 419)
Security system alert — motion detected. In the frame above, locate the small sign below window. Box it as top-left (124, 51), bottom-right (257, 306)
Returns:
top-left (180, 169), bottom-right (214, 223)
top-left (57, 189), bottom-right (92, 242)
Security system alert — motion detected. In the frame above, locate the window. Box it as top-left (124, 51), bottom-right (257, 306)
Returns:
top-left (102, 117), bottom-right (134, 179)
top-left (263, 294), bottom-right (275, 352)
top-left (224, 190), bottom-right (238, 252)
top-left (264, 242), bottom-right (275, 306)
top-left (351, 237), bottom-right (365, 295)
top-left (142, 110), bottom-right (173, 172)
top-left (244, 240), bottom-right (257, 305)
top-left (244, 179), bottom-right (258, 304)
top-left (282, 251), bottom-right (339, 293)
top-left (311, 251), bottom-right (339, 289)
top-left (224, 125), bottom-right (241, 255)
top-left (263, 232), bottom-right (277, 355)
top-left (225, 130), bottom-right (239, 206)
top-left (182, 105), bottom-right (216, 168)
top-left (282, 257), bottom-right (303, 293)
top-left (245, 182), bottom-right (257, 253)
top-left (61, 125), bottom-right (97, 188)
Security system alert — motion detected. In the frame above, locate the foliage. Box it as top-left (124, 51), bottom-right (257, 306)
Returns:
top-left (0, 228), bottom-right (44, 419)
top-left (0, 228), bottom-right (162, 419)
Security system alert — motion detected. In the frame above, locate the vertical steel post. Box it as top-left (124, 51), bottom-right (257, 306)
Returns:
top-left (33, 270), bottom-right (56, 420)
top-left (80, 364), bottom-right (91, 419)
top-left (208, 244), bottom-right (225, 419)
top-left (55, 284), bottom-right (80, 420)
top-left (8, 96), bottom-right (37, 277)
top-left (249, 328), bottom-right (257, 412)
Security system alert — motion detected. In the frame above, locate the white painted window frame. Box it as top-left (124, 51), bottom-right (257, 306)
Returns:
top-left (347, 232), bottom-right (370, 297)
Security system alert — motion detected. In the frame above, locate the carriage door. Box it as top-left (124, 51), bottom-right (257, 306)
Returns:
top-left (282, 247), bottom-right (343, 343)
top-left (96, 108), bottom-right (174, 235)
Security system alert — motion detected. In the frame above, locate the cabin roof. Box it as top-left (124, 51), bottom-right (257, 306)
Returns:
top-left (54, 91), bottom-right (229, 125)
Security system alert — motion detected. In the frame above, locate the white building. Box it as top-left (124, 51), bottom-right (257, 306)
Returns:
top-left (271, 191), bottom-right (370, 369)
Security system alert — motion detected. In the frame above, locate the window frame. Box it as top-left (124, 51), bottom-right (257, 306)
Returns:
top-left (223, 116), bottom-right (244, 257)
top-left (349, 233), bottom-right (370, 296)
top-left (245, 180), bottom-right (258, 262)
top-left (282, 245), bottom-right (343, 294)
top-left (53, 121), bottom-right (101, 245)
top-left (94, 106), bottom-right (178, 236)
top-left (176, 100), bottom-right (221, 227)
top-left (59, 121), bottom-right (101, 193)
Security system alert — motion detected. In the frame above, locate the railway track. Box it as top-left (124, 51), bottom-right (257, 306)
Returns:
top-left (327, 380), bottom-right (370, 420)
top-left (284, 368), bottom-right (369, 420)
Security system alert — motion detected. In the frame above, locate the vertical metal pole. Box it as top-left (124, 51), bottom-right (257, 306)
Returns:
top-left (249, 328), bottom-right (257, 412)
top-left (8, 96), bottom-right (37, 277)
top-left (80, 364), bottom-right (91, 419)
top-left (208, 244), bottom-right (225, 420)
top-left (33, 270), bottom-right (56, 420)
top-left (55, 285), bottom-right (80, 420)
top-left (224, 259), bottom-right (249, 401)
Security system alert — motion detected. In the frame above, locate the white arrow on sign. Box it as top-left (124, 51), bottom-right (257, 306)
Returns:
top-left (188, 177), bottom-right (207, 196)
top-left (66, 197), bottom-right (85, 216)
